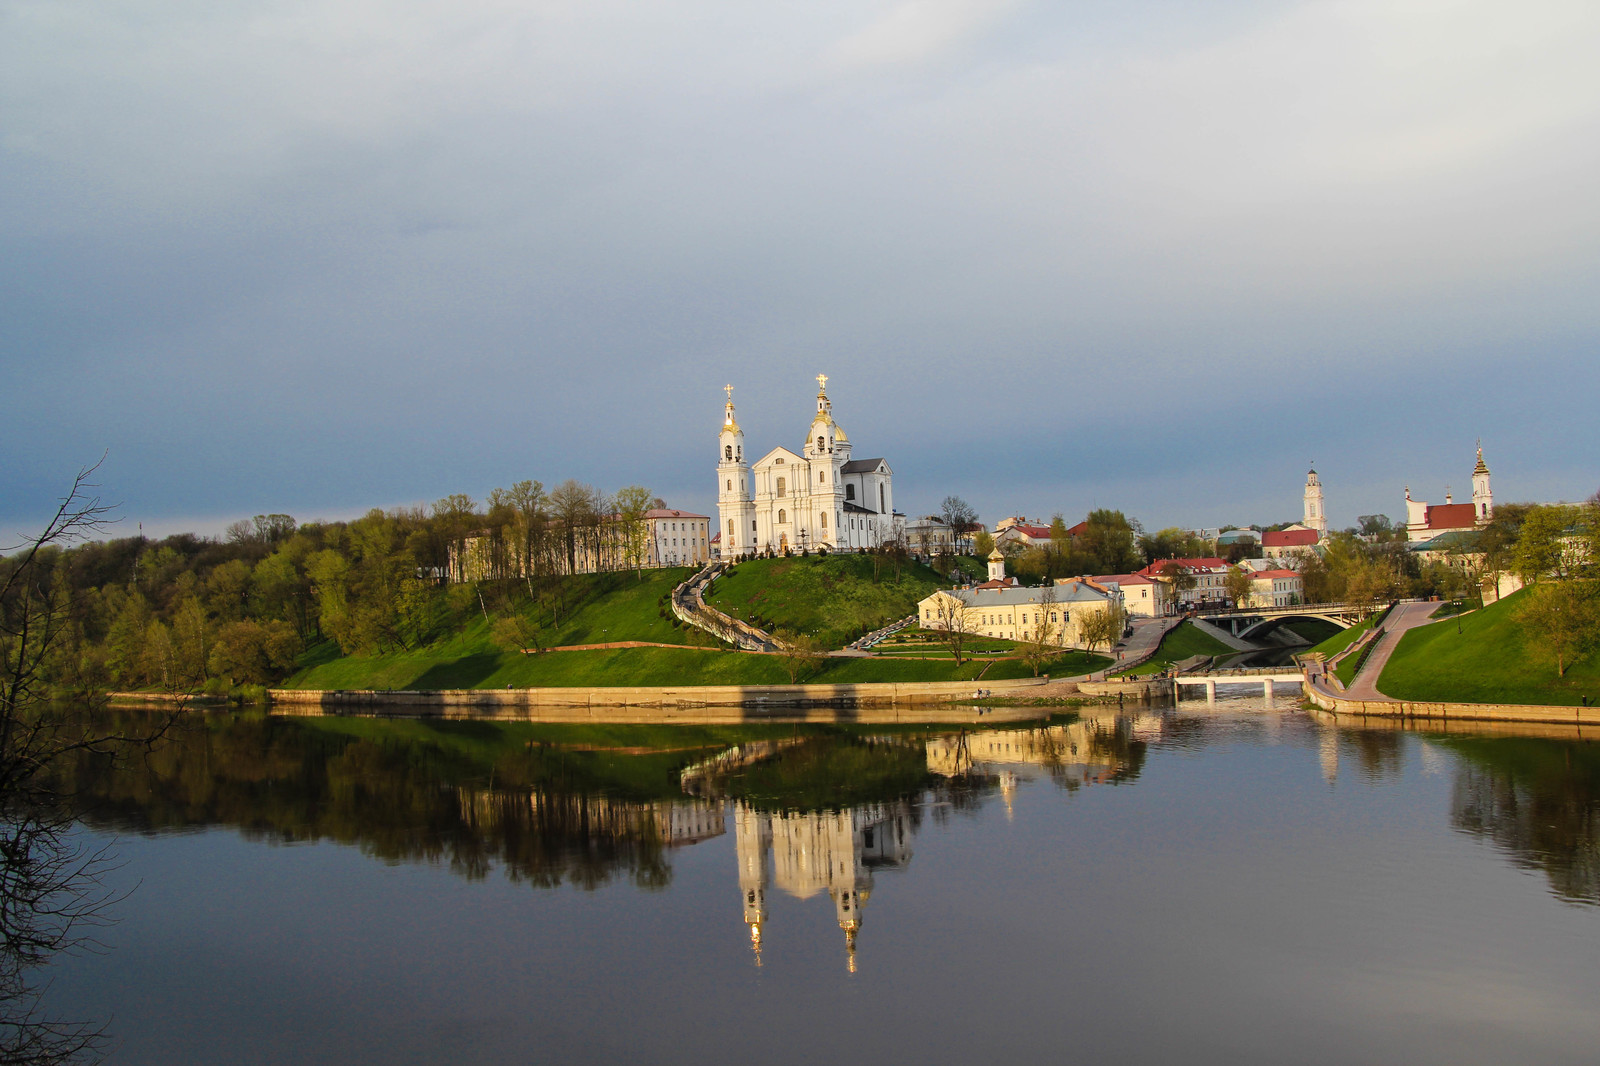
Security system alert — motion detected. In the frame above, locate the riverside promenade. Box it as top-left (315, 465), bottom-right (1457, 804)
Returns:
top-left (1306, 600), bottom-right (1600, 728)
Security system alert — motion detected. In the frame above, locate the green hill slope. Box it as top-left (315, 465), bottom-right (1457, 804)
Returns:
top-left (1118, 621), bottom-right (1236, 675)
top-left (1379, 589), bottom-right (1600, 706)
top-left (706, 554), bottom-right (946, 647)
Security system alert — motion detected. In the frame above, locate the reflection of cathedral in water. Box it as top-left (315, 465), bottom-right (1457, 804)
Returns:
top-left (736, 802), bottom-right (913, 971)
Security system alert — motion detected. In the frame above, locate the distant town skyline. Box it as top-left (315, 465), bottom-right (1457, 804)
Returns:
top-left (4, 1), bottom-right (1597, 544)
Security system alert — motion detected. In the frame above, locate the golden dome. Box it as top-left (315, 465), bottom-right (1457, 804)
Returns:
top-left (833, 425), bottom-right (849, 442)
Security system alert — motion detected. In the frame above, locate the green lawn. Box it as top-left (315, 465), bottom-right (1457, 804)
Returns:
top-left (1280, 617), bottom-right (1343, 645)
top-left (1378, 589), bottom-right (1600, 706)
top-left (1308, 614), bottom-right (1375, 660)
top-left (535, 567), bottom-right (701, 646)
top-left (1117, 621), bottom-right (1237, 675)
top-left (706, 554), bottom-right (946, 647)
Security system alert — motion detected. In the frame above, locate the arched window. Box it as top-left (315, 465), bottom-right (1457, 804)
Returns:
top-left (879, 485), bottom-right (885, 512)
top-left (728, 519), bottom-right (735, 536)
top-left (817, 435), bottom-right (824, 450)
top-left (776, 477), bottom-right (786, 497)
top-left (778, 509), bottom-right (787, 524)
top-left (818, 471), bottom-right (824, 483)
top-left (726, 480), bottom-right (732, 491)
top-left (820, 513), bottom-right (827, 529)
top-left (846, 485), bottom-right (856, 501)
top-left (724, 445), bottom-right (732, 461)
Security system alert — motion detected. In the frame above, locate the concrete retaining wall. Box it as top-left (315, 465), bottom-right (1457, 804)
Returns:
top-left (1305, 683), bottom-right (1600, 727)
top-left (269, 675), bottom-right (1054, 714)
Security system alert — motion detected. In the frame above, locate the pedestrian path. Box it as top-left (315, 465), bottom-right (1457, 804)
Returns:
top-left (1334, 601), bottom-right (1438, 701)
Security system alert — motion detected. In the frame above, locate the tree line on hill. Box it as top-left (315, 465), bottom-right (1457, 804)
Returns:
top-left (0, 477), bottom-right (667, 696)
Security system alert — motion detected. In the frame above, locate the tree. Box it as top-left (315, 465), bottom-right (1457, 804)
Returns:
top-left (1018, 586), bottom-right (1058, 676)
top-left (612, 485), bottom-right (655, 580)
top-left (1515, 504), bottom-right (1583, 583)
top-left (776, 630), bottom-right (827, 683)
top-left (972, 531), bottom-right (995, 559)
top-left (0, 463), bottom-right (176, 1060)
top-left (1225, 564), bottom-right (1254, 608)
top-left (1078, 603), bottom-right (1125, 654)
top-left (1519, 581), bottom-right (1599, 677)
top-left (1158, 562), bottom-right (1196, 607)
top-left (939, 496), bottom-right (978, 557)
top-left (551, 480), bottom-right (603, 576)
top-left (929, 593), bottom-right (973, 666)
top-left (1081, 509), bottom-right (1140, 574)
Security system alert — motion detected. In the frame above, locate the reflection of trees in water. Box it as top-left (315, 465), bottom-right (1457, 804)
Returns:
top-left (60, 713), bottom-right (703, 893)
top-left (1446, 739), bottom-right (1600, 906)
top-left (0, 806), bottom-right (118, 1064)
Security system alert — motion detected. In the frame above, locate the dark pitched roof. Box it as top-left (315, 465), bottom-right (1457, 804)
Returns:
top-left (840, 458), bottom-right (887, 474)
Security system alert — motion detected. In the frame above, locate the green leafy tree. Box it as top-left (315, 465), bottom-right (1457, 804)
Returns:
top-left (1078, 603), bottom-right (1125, 654)
top-left (1515, 504), bottom-right (1583, 583)
top-left (1081, 510), bottom-right (1140, 574)
top-left (776, 630), bottom-right (827, 683)
top-left (1225, 564), bottom-right (1254, 607)
top-left (613, 485), bottom-right (656, 580)
top-left (1518, 581), bottom-right (1600, 677)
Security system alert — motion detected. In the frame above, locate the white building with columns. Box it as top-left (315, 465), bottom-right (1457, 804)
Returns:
top-left (716, 376), bottom-right (902, 558)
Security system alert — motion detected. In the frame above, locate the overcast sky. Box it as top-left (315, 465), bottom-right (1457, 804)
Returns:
top-left (4, 0), bottom-right (1598, 545)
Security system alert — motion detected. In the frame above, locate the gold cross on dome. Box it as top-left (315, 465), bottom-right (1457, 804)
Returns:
top-left (816, 373), bottom-right (828, 391)
top-left (724, 384), bottom-right (734, 400)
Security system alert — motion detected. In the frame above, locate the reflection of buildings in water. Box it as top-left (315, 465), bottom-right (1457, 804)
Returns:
top-left (459, 789), bottom-right (726, 847)
top-left (1320, 728), bottom-right (1338, 786)
top-left (735, 801), bottom-right (912, 971)
top-left (924, 713), bottom-right (1153, 795)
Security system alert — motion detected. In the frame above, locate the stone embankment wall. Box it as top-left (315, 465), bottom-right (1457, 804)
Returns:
top-left (269, 675), bottom-right (1055, 712)
top-left (1305, 683), bottom-right (1600, 728)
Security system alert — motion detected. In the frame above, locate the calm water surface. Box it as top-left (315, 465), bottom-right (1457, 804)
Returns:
top-left (37, 697), bottom-right (1600, 1064)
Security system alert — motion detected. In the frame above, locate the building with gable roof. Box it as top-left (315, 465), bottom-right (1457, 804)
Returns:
top-left (716, 377), bottom-right (902, 558)
top-left (917, 553), bottom-right (1124, 646)
top-left (1405, 445), bottom-right (1494, 542)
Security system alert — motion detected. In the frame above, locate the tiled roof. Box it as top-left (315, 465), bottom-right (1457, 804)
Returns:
top-left (840, 458), bottom-right (888, 474)
top-left (1425, 503), bottom-right (1477, 530)
top-left (1261, 528), bottom-right (1319, 548)
top-left (1139, 557), bottom-right (1229, 576)
top-left (1094, 573), bottom-right (1156, 585)
top-left (646, 509), bottom-right (710, 520)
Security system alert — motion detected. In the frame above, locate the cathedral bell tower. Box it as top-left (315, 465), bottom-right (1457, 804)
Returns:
top-left (1303, 467), bottom-right (1326, 536)
top-left (1472, 443), bottom-right (1493, 523)
top-left (717, 386), bottom-right (753, 560)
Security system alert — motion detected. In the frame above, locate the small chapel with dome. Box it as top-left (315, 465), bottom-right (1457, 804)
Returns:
top-left (717, 375), bottom-right (900, 558)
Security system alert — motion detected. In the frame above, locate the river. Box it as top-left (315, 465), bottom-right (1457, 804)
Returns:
top-left (21, 695), bottom-right (1600, 1064)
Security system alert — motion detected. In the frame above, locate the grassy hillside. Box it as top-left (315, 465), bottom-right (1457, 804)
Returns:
top-left (1280, 618), bottom-right (1342, 645)
top-left (285, 643), bottom-right (1107, 689)
top-left (706, 554), bottom-right (946, 647)
top-left (1308, 614), bottom-right (1376, 659)
top-left (530, 567), bottom-right (700, 646)
top-left (1379, 589), bottom-right (1600, 706)
top-left (1119, 621), bottom-right (1236, 675)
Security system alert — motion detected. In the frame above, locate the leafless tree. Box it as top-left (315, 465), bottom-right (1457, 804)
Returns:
top-left (1, 460), bottom-right (182, 1062)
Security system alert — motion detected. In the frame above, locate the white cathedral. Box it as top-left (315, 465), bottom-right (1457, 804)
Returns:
top-left (717, 375), bottom-right (902, 558)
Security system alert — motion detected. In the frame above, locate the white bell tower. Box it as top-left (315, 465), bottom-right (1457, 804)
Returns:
top-left (1472, 443), bottom-right (1493, 523)
top-left (1303, 467), bottom-right (1326, 536)
top-left (717, 385), bottom-right (753, 560)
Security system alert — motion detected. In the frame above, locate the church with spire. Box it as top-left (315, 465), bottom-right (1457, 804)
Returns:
top-left (1405, 444), bottom-right (1494, 542)
top-left (717, 376), bottom-right (901, 558)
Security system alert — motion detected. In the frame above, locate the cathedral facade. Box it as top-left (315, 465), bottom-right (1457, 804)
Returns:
top-left (717, 376), bottom-right (900, 558)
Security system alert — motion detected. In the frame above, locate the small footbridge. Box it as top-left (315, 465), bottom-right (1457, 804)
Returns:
top-left (1194, 602), bottom-right (1374, 641)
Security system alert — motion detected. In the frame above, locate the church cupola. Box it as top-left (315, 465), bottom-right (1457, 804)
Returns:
top-left (806, 373), bottom-right (848, 460)
top-left (988, 548), bottom-right (1007, 583)
top-left (1472, 443), bottom-right (1493, 523)
top-left (719, 384), bottom-right (744, 464)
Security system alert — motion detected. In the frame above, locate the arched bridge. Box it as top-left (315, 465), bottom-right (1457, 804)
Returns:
top-left (1194, 602), bottom-right (1375, 641)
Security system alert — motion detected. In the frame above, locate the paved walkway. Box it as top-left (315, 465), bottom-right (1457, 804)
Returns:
top-left (1113, 616), bottom-right (1180, 669)
top-left (1336, 601), bottom-right (1439, 701)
